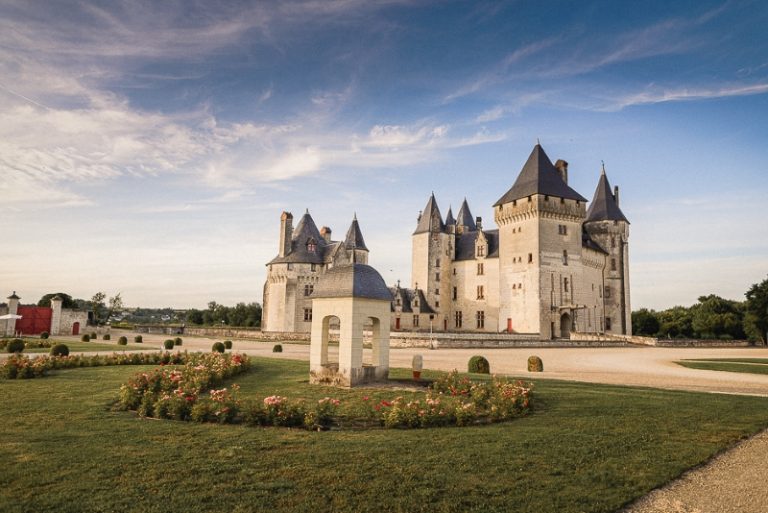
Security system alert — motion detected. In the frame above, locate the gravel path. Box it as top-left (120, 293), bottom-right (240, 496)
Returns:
top-left (620, 429), bottom-right (768, 513)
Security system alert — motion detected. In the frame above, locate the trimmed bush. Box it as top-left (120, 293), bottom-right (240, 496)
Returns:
top-left (118, 336), bottom-right (128, 346)
top-left (90, 332), bottom-right (97, 339)
top-left (212, 342), bottom-right (225, 353)
top-left (81, 334), bottom-right (91, 342)
top-left (103, 334), bottom-right (111, 340)
top-left (528, 356), bottom-right (543, 372)
top-left (468, 355), bottom-right (490, 374)
top-left (272, 344), bottom-right (283, 353)
top-left (163, 339), bottom-right (175, 350)
top-left (174, 337), bottom-right (183, 346)
top-left (224, 340), bottom-right (233, 349)
top-left (7, 339), bottom-right (25, 354)
top-left (50, 344), bottom-right (69, 357)
top-left (134, 335), bottom-right (143, 343)
top-left (40, 331), bottom-right (49, 340)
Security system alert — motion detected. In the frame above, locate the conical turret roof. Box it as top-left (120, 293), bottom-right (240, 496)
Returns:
top-left (413, 193), bottom-right (445, 234)
top-left (344, 214), bottom-right (368, 250)
top-left (494, 144), bottom-right (587, 206)
top-left (455, 198), bottom-right (476, 231)
top-left (586, 169), bottom-right (629, 223)
top-left (445, 207), bottom-right (456, 226)
top-left (292, 209), bottom-right (323, 243)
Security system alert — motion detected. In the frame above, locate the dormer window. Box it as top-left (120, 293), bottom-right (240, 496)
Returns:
top-left (306, 238), bottom-right (317, 253)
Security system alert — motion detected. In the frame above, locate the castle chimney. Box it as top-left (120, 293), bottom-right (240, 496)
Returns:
top-left (614, 186), bottom-right (620, 207)
top-left (278, 211), bottom-right (293, 258)
top-left (320, 226), bottom-right (332, 243)
top-left (476, 216), bottom-right (482, 231)
top-left (554, 159), bottom-right (568, 184)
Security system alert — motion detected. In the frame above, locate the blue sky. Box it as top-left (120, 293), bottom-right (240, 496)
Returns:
top-left (1, 0), bottom-right (767, 309)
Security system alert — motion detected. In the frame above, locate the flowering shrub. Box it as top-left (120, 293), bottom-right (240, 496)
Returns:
top-left (117, 353), bottom-right (251, 417)
top-left (2, 351), bottom-right (190, 380)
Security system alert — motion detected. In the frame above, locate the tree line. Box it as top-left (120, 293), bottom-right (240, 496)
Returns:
top-left (632, 276), bottom-right (768, 343)
top-left (184, 301), bottom-right (262, 328)
top-left (36, 292), bottom-right (262, 328)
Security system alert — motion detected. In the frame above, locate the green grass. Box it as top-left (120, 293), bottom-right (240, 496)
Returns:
top-left (682, 358), bottom-right (768, 364)
top-left (1, 358), bottom-right (768, 513)
top-left (677, 360), bottom-right (768, 375)
top-left (21, 341), bottom-right (152, 353)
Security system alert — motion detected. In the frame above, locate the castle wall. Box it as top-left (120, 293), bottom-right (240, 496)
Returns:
top-left (449, 257), bottom-right (500, 332)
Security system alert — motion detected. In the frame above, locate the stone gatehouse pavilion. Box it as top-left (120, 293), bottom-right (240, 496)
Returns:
top-left (262, 143), bottom-right (631, 340)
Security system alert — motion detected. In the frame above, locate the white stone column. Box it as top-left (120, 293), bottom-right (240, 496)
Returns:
top-left (50, 296), bottom-right (63, 336)
top-left (6, 292), bottom-right (19, 336)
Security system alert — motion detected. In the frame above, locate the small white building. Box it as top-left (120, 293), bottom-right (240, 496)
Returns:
top-left (309, 263), bottom-right (392, 387)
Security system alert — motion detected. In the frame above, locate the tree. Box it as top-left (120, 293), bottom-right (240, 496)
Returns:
top-left (657, 306), bottom-right (694, 338)
top-left (37, 293), bottom-right (75, 308)
top-left (745, 277), bottom-right (768, 344)
top-left (107, 293), bottom-right (124, 321)
top-left (691, 295), bottom-right (745, 340)
top-left (91, 292), bottom-right (106, 324)
top-left (631, 308), bottom-right (660, 336)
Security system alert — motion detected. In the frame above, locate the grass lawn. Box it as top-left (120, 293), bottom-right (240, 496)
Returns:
top-left (676, 359), bottom-right (768, 375)
top-left (2, 358), bottom-right (768, 513)
top-left (20, 341), bottom-right (152, 353)
top-left (683, 358), bottom-right (768, 364)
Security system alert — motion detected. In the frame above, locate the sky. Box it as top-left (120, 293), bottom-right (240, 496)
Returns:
top-left (1, 0), bottom-right (767, 310)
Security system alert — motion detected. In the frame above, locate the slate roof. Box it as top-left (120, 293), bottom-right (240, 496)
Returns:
top-left (7, 291), bottom-right (19, 300)
top-left (582, 229), bottom-right (609, 255)
top-left (455, 198), bottom-right (476, 231)
top-left (494, 144), bottom-right (587, 206)
top-left (585, 170), bottom-right (629, 223)
top-left (268, 210), bottom-right (328, 264)
top-left (311, 264), bottom-right (393, 301)
top-left (454, 229), bottom-right (500, 260)
top-left (388, 286), bottom-right (436, 314)
top-left (413, 193), bottom-right (445, 234)
top-left (444, 207), bottom-right (456, 226)
top-left (344, 215), bottom-right (368, 251)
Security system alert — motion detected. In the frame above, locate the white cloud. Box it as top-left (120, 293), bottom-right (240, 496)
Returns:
top-left (607, 83), bottom-right (768, 110)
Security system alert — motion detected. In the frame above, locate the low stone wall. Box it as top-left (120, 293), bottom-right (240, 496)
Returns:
top-left (654, 338), bottom-right (753, 348)
top-left (571, 332), bottom-right (658, 346)
top-left (390, 331), bottom-right (629, 348)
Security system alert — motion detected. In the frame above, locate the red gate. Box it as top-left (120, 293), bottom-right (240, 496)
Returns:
top-left (15, 306), bottom-right (53, 335)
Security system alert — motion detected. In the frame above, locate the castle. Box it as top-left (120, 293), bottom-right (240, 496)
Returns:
top-left (262, 143), bottom-right (631, 339)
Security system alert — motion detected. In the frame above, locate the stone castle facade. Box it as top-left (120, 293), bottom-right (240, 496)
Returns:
top-left (263, 143), bottom-right (631, 338)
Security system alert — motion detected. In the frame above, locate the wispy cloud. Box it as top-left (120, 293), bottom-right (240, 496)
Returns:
top-left (606, 83), bottom-right (768, 110)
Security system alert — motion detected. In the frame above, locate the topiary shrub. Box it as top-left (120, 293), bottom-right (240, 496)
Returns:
top-left (468, 355), bottom-right (490, 374)
top-left (527, 356), bottom-right (543, 372)
top-left (50, 344), bottom-right (69, 356)
top-left (7, 338), bottom-right (25, 354)
top-left (118, 336), bottom-right (128, 345)
top-left (272, 344), bottom-right (283, 353)
top-left (40, 331), bottom-right (49, 340)
top-left (163, 339), bottom-right (175, 350)
top-left (134, 335), bottom-right (143, 343)
top-left (224, 340), bottom-right (233, 349)
top-left (90, 332), bottom-right (97, 339)
top-left (103, 334), bottom-right (111, 340)
top-left (212, 342), bottom-right (225, 353)
top-left (174, 337), bottom-right (182, 346)
top-left (81, 334), bottom-right (91, 342)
